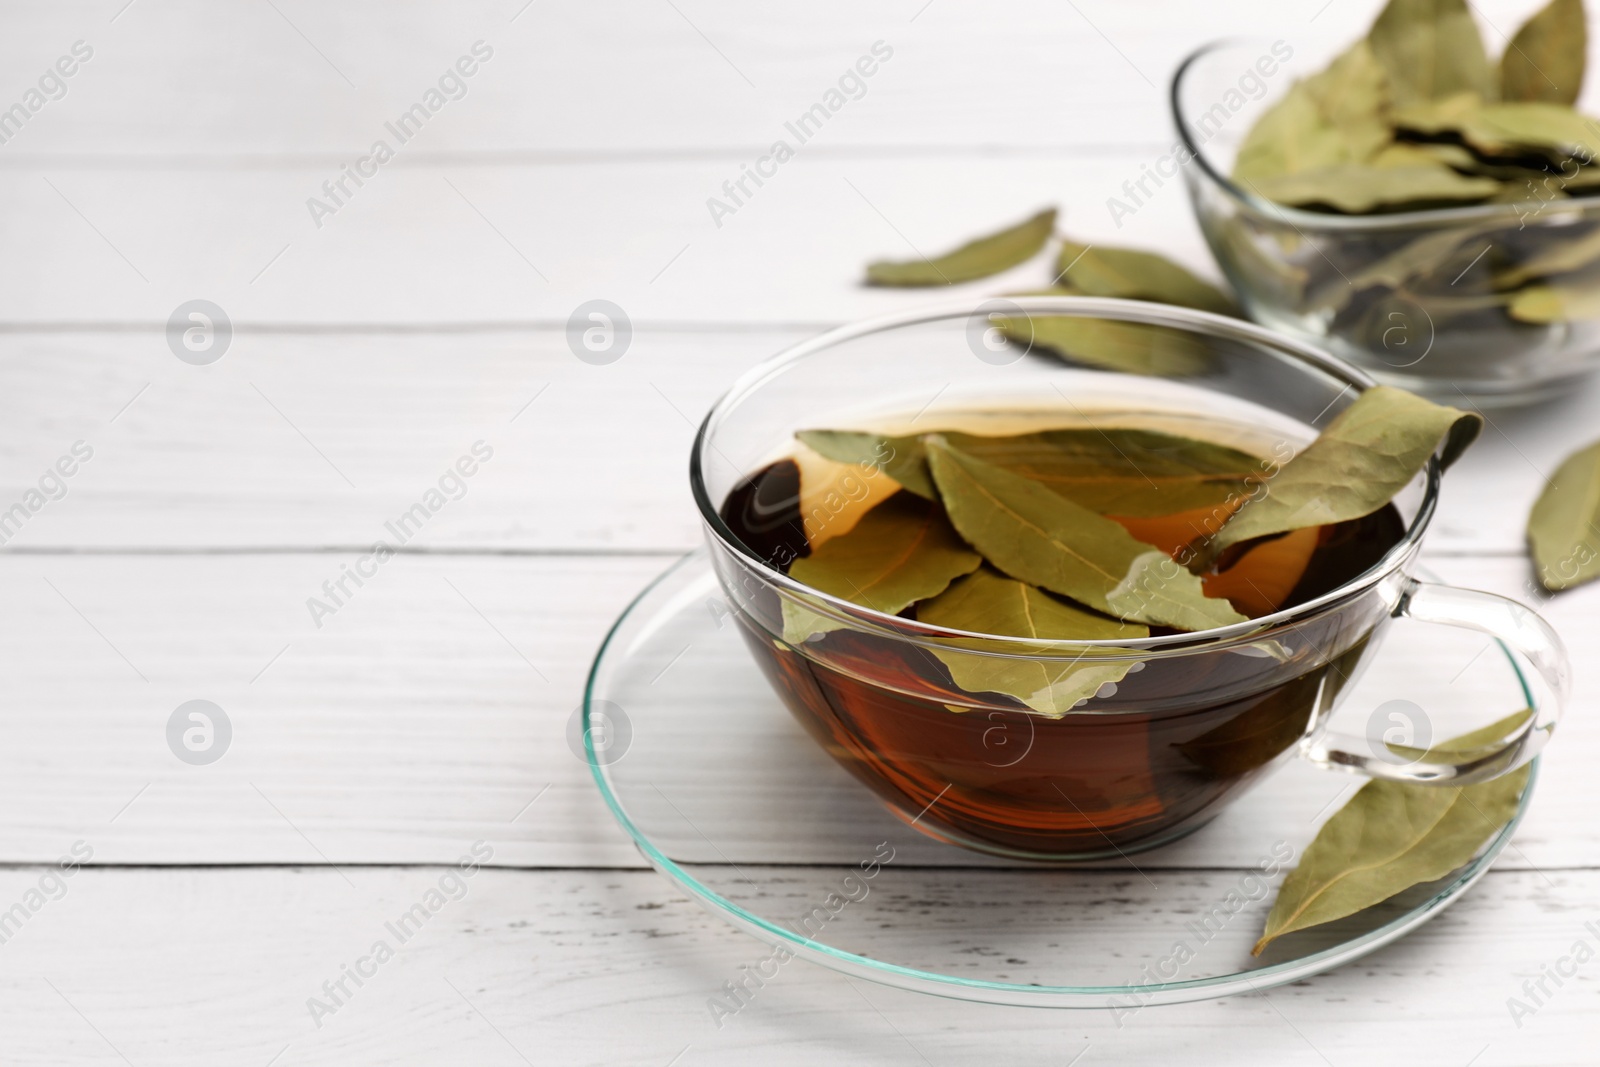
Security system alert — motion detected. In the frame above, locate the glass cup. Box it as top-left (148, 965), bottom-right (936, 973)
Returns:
top-left (690, 296), bottom-right (1568, 861)
top-left (1172, 38), bottom-right (1600, 407)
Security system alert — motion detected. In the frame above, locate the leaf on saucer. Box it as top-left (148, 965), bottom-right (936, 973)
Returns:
top-left (925, 439), bottom-right (1250, 630)
top-left (1208, 385), bottom-right (1481, 554)
top-left (1254, 711), bottom-right (1532, 954)
top-left (782, 492), bottom-right (981, 643)
top-left (1245, 163), bottom-right (1499, 213)
top-left (1053, 239), bottom-right (1239, 316)
top-left (1527, 438), bottom-right (1600, 590)
top-left (1368, 0), bottom-right (1494, 106)
top-left (1508, 277), bottom-right (1600, 321)
top-left (796, 429), bottom-right (935, 498)
top-left (864, 207), bottom-right (1057, 286)
top-left (917, 568), bottom-right (1146, 717)
top-left (1500, 0), bottom-right (1587, 105)
top-left (999, 313), bottom-right (1213, 377)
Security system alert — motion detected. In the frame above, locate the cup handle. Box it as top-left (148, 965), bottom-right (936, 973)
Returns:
top-left (1300, 578), bottom-right (1570, 786)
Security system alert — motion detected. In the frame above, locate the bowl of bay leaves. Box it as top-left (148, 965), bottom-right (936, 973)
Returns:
top-left (1173, 0), bottom-right (1600, 405)
top-left (695, 295), bottom-right (1569, 862)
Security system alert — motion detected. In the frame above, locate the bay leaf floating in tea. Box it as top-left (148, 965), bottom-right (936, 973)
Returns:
top-left (782, 491), bottom-right (981, 643)
top-left (924, 438), bottom-right (1251, 630)
top-left (1206, 385), bottom-right (1481, 555)
top-left (1527, 437), bottom-right (1600, 589)
top-left (917, 568), bottom-right (1146, 717)
top-left (1500, 0), bottom-right (1588, 105)
top-left (795, 428), bottom-right (935, 499)
top-left (1367, 0), bottom-right (1495, 106)
top-left (1254, 711), bottom-right (1532, 954)
top-left (864, 207), bottom-right (1057, 286)
top-left (1053, 239), bottom-right (1239, 317)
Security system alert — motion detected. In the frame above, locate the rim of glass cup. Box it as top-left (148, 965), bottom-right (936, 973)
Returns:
top-left (689, 295), bottom-right (1442, 655)
top-left (1170, 38), bottom-right (1600, 233)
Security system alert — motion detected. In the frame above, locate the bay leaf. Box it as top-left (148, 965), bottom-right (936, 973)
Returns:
top-left (1309, 224), bottom-right (1491, 311)
top-left (1470, 102), bottom-right (1600, 162)
top-left (795, 429), bottom-right (935, 499)
top-left (916, 568), bottom-right (1146, 717)
top-left (1500, 0), bottom-right (1587, 106)
top-left (1207, 385), bottom-right (1481, 555)
top-left (999, 313), bottom-right (1213, 377)
top-left (1527, 438), bottom-right (1600, 590)
top-left (865, 207), bottom-right (1057, 286)
top-left (1254, 711), bottom-right (1532, 954)
top-left (782, 492), bottom-right (981, 642)
top-left (1496, 224), bottom-right (1600, 286)
top-left (925, 439), bottom-right (1251, 630)
top-left (1368, 0), bottom-right (1495, 106)
top-left (1304, 39), bottom-right (1393, 134)
top-left (1053, 239), bottom-right (1239, 316)
top-left (798, 426), bottom-right (1260, 517)
top-left (1232, 84), bottom-right (1353, 184)
top-left (1245, 163), bottom-right (1499, 213)
top-left (1508, 277), bottom-right (1600, 320)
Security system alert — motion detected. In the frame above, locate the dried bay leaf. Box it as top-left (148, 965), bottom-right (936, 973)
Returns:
top-left (865, 207), bottom-right (1057, 286)
top-left (1508, 277), bottom-right (1600, 320)
top-left (1496, 225), bottom-right (1600, 286)
top-left (1000, 313), bottom-right (1213, 377)
top-left (1053, 239), bottom-right (1239, 316)
top-left (1232, 84), bottom-right (1356, 184)
top-left (795, 429), bottom-right (935, 499)
top-left (1368, 0), bottom-right (1495, 106)
top-left (1500, 0), bottom-right (1587, 106)
top-left (1527, 438), bottom-right (1600, 590)
top-left (917, 568), bottom-right (1146, 717)
top-left (782, 492), bottom-right (981, 643)
top-left (1254, 711), bottom-right (1532, 954)
top-left (1245, 163), bottom-right (1499, 213)
top-left (1208, 385), bottom-right (1481, 554)
top-left (925, 439), bottom-right (1251, 631)
top-left (1304, 39), bottom-right (1392, 133)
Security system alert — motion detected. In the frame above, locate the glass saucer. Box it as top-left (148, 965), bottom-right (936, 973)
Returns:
top-left (584, 551), bottom-right (1539, 1008)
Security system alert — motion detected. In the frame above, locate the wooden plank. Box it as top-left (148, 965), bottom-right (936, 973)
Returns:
top-left (0, 552), bottom-right (1590, 868)
top-left (0, 329), bottom-right (1591, 554)
top-left (0, 864), bottom-right (1593, 1064)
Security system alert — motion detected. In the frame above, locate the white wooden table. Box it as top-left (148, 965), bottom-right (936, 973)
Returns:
top-left (2, 1), bottom-right (1597, 1062)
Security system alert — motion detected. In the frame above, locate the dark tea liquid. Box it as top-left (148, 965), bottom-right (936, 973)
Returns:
top-left (720, 428), bottom-right (1407, 858)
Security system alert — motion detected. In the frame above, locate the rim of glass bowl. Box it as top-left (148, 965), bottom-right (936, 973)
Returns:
top-left (582, 549), bottom-right (1539, 1008)
top-left (689, 295), bottom-right (1441, 656)
top-left (1170, 38), bottom-right (1600, 233)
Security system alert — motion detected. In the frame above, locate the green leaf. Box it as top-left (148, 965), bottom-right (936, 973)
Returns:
top-left (1244, 163), bottom-right (1499, 213)
top-left (1397, 96), bottom-right (1600, 164)
top-left (796, 426), bottom-right (1260, 517)
top-left (1304, 39), bottom-right (1393, 132)
top-left (795, 429), bottom-right (935, 498)
top-left (1368, 0), bottom-right (1494, 106)
top-left (782, 493), bottom-right (981, 642)
top-left (1508, 277), bottom-right (1600, 321)
top-left (1500, 0), bottom-right (1587, 105)
top-left (1232, 42), bottom-right (1392, 184)
top-left (864, 207), bottom-right (1057, 286)
top-left (1527, 438), bottom-right (1600, 590)
top-left (1209, 386), bottom-right (1481, 554)
top-left (916, 569), bottom-right (1146, 717)
top-left (925, 439), bottom-right (1251, 631)
top-left (1254, 711), bottom-right (1532, 954)
top-left (999, 314), bottom-right (1213, 377)
top-left (1497, 225), bottom-right (1600, 287)
top-left (1053, 239), bottom-right (1238, 316)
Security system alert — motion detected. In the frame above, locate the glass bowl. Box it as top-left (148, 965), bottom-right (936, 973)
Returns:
top-left (1172, 38), bottom-right (1600, 407)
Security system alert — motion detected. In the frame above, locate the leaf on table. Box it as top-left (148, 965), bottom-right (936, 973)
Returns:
top-left (925, 439), bottom-right (1250, 630)
top-left (1527, 437), bottom-right (1600, 590)
top-left (1052, 239), bottom-right (1239, 316)
top-left (864, 207), bottom-right (1057, 286)
top-left (1254, 711), bottom-right (1533, 954)
top-left (1245, 163), bottom-right (1499, 213)
top-left (1368, 0), bottom-right (1495, 106)
top-left (998, 312), bottom-right (1213, 377)
top-left (782, 492), bottom-right (981, 642)
top-left (796, 429), bottom-right (935, 498)
top-left (916, 568), bottom-right (1147, 717)
top-left (1207, 385), bottom-right (1481, 555)
top-left (1500, 0), bottom-right (1587, 105)
top-left (1508, 277), bottom-right (1600, 321)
